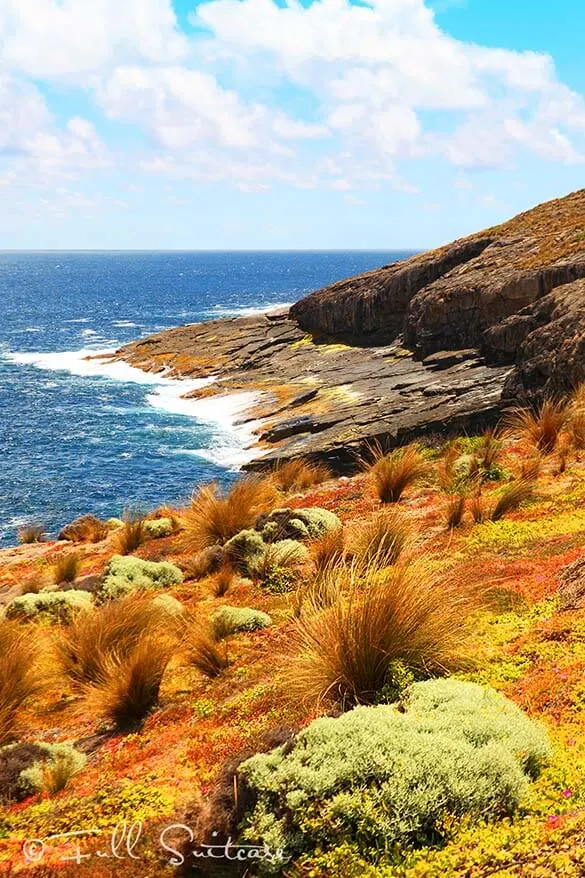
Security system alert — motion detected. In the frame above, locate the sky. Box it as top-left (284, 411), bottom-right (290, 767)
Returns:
top-left (1, 0), bottom-right (585, 250)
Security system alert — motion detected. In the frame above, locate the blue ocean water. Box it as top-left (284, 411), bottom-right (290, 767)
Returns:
top-left (0, 251), bottom-right (412, 545)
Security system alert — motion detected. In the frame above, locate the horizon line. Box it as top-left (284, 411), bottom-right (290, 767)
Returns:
top-left (0, 247), bottom-right (423, 254)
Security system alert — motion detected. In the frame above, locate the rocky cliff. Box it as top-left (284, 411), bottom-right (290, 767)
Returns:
top-left (115, 190), bottom-right (585, 469)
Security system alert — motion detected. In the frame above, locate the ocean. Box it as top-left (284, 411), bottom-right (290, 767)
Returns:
top-left (0, 250), bottom-right (412, 545)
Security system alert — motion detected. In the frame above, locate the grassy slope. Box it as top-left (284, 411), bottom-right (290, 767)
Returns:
top-left (3, 445), bottom-right (585, 876)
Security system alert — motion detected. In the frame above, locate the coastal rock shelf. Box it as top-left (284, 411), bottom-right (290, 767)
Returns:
top-left (114, 189), bottom-right (585, 469)
top-left (114, 311), bottom-right (510, 470)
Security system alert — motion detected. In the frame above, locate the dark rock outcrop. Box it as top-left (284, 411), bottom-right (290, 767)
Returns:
top-left (113, 189), bottom-right (585, 469)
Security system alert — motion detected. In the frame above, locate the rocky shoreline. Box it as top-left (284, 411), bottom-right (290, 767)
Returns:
top-left (112, 189), bottom-right (585, 470)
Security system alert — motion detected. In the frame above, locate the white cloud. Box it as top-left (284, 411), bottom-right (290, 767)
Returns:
top-left (192, 0), bottom-right (585, 171)
top-left (0, 74), bottom-right (109, 187)
top-left (0, 74), bottom-right (50, 153)
top-left (0, 0), bottom-right (187, 79)
top-left (0, 0), bottom-right (585, 201)
top-left (98, 66), bottom-right (262, 149)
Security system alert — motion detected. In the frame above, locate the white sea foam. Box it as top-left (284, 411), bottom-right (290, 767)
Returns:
top-left (207, 302), bottom-right (292, 319)
top-left (4, 347), bottom-right (264, 465)
top-left (151, 388), bottom-right (264, 467)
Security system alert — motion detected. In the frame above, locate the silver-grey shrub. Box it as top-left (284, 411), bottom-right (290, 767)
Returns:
top-left (237, 679), bottom-right (550, 871)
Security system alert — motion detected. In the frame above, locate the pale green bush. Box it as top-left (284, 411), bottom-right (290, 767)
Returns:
top-left (144, 518), bottom-right (174, 539)
top-left (18, 742), bottom-right (87, 796)
top-left (5, 590), bottom-right (93, 623)
top-left (98, 555), bottom-right (183, 602)
top-left (211, 606), bottom-right (272, 639)
top-left (258, 507), bottom-right (341, 543)
top-left (237, 679), bottom-right (550, 871)
top-left (224, 529), bottom-right (266, 573)
top-left (151, 594), bottom-right (183, 617)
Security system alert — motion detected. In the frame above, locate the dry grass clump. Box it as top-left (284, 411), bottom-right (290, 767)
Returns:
top-left (182, 621), bottom-right (228, 678)
top-left (270, 458), bottom-right (331, 493)
top-left (211, 563), bottom-right (235, 597)
top-left (37, 752), bottom-right (85, 794)
top-left (183, 477), bottom-right (277, 553)
top-left (471, 480), bottom-right (534, 524)
top-left (475, 427), bottom-right (503, 472)
top-left (248, 540), bottom-right (307, 583)
top-left (18, 525), bottom-right (44, 544)
top-left (19, 573), bottom-right (47, 595)
top-left (444, 494), bottom-right (467, 530)
top-left (310, 527), bottom-right (346, 575)
top-left (0, 620), bottom-right (41, 746)
top-left (555, 433), bottom-right (572, 474)
top-left (52, 552), bottom-right (80, 585)
top-left (287, 561), bottom-right (481, 709)
top-left (368, 445), bottom-right (431, 503)
top-left (349, 511), bottom-right (412, 568)
top-left (85, 636), bottom-right (173, 730)
top-left (55, 596), bottom-right (167, 687)
top-left (181, 546), bottom-right (224, 581)
top-left (505, 399), bottom-right (568, 454)
top-left (116, 514), bottom-right (146, 555)
top-left (519, 455), bottom-right (542, 482)
top-left (568, 410), bottom-right (585, 450)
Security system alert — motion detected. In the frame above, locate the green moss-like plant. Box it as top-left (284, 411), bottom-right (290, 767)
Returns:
top-left (237, 679), bottom-right (550, 871)
top-left (106, 518), bottom-right (124, 529)
top-left (224, 529), bottom-right (267, 573)
top-left (18, 743), bottom-right (87, 796)
top-left (144, 518), bottom-right (174, 539)
top-left (151, 593), bottom-right (183, 617)
top-left (5, 590), bottom-right (93, 623)
top-left (97, 555), bottom-right (183, 602)
top-left (211, 606), bottom-right (272, 639)
top-left (258, 508), bottom-right (341, 543)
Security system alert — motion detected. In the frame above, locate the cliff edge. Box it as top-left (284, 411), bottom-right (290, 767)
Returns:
top-left (115, 190), bottom-right (585, 469)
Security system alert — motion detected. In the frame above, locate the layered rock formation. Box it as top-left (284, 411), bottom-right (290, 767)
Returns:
top-left (115, 189), bottom-right (585, 469)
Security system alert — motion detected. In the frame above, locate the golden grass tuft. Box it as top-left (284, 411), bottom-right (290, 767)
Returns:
top-left (287, 561), bottom-right (481, 709)
top-left (0, 620), bottom-right (41, 746)
top-left (270, 458), bottom-right (332, 493)
top-left (568, 410), bottom-right (585, 450)
top-left (476, 427), bottom-right (503, 472)
top-left (183, 477), bottom-right (278, 553)
top-left (472, 480), bottom-right (534, 523)
top-left (116, 514), bottom-right (146, 555)
top-left (504, 399), bottom-right (568, 454)
top-left (52, 552), bottom-right (80, 585)
top-left (349, 510), bottom-right (412, 568)
top-left (519, 455), bottom-right (542, 482)
top-left (369, 444), bottom-right (431, 503)
top-left (18, 525), bottom-right (45, 544)
top-left (85, 636), bottom-right (173, 730)
top-left (555, 433), bottom-right (572, 474)
top-left (38, 754), bottom-right (84, 794)
top-left (310, 527), bottom-right (346, 575)
top-left (55, 596), bottom-right (167, 687)
top-left (182, 623), bottom-right (229, 678)
top-left (211, 563), bottom-right (235, 597)
top-left (444, 494), bottom-right (466, 530)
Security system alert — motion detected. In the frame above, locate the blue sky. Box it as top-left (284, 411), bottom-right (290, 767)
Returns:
top-left (1, 0), bottom-right (585, 249)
